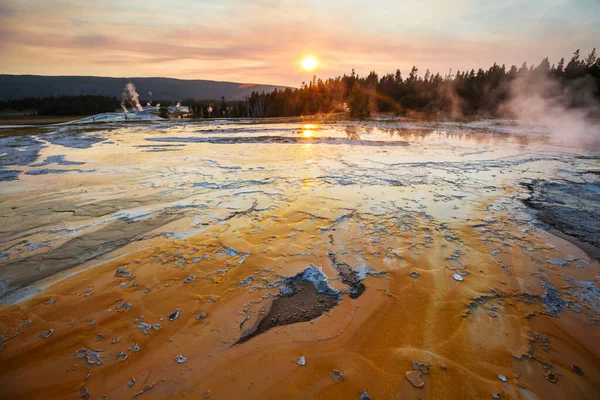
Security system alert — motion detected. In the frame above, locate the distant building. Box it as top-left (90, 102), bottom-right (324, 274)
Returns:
top-left (168, 105), bottom-right (190, 113)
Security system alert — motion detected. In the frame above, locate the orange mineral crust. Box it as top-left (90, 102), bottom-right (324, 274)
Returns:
top-left (0, 120), bottom-right (599, 399)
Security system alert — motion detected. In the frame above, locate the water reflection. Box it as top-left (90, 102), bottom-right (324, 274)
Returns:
top-left (302, 124), bottom-right (318, 138)
top-left (345, 126), bottom-right (361, 140)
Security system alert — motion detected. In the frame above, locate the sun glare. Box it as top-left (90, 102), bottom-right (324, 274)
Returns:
top-left (301, 56), bottom-right (318, 71)
top-left (302, 124), bottom-right (317, 137)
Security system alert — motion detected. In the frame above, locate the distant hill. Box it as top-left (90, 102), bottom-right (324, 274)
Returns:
top-left (0, 75), bottom-right (288, 101)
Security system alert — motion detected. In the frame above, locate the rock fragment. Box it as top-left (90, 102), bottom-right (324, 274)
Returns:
top-left (40, 329), bottom-right (54, 339)
top-left (360, 389), bottom-right (371, 400)
top-left (169, 309), bottom-right (181, 321)
top-left (571, 365), bottom-right (583, 375)
top-left (498, 375), bottom-right (507, 382)
top-left (235, 267), bottom-right (340, 344)
top-left (406, 370), bottom-right (424, 388)
top-left (297, 356), bottom-right (306, 366)
top-left (75, 349), bottom-right (104, 365)
top-left (175, 355), bottom-right (187, 364)
top-left (116, 266), bottom-right (132, 278)
top-left (453, 273), bottom-right (464, 282)
top-left (543, 371), bottom-right (557, 383)
top-left (330, 369), bottom-right (344, 383)
top-left (116, 300), bottom-right (132, 310)
top-left (411, 361), bottom-right (429, 374)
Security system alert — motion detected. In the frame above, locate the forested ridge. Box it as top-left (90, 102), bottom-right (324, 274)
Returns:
top-left (1, 49), bottom-right (598, 119)
top-left (243, 48), bottom-right (600, 119)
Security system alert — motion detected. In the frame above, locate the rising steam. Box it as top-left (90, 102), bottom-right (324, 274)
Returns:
top-left (500, 72), bottom-right (600, 149)
top-left (121, 82), bottom-right (143, 112)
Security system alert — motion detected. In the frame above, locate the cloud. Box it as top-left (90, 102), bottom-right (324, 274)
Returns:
top-left (0, 0), bottom-right (598, 86)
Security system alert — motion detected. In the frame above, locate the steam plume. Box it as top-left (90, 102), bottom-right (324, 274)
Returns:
top-left (121, 82), bottom-right (143, 112)
top-left (501, 72), bottom-right (600, 149)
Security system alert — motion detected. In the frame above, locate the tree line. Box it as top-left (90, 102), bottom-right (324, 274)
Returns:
top-left (1, 49), bottom-right (598, 119)
top-left (0, 95), bottom-right (251, 118)
top-left (245, 48), bottom-right (600, 119)
top-left (0, 95), bottom-right (121, 116)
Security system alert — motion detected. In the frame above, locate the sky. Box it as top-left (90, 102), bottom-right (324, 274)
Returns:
top-left (0, 0), bottom-right (598, 87)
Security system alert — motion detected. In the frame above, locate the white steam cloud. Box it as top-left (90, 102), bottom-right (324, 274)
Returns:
top-left (121, 82), bottom-right (143, 112)
top-left (501, 72), bottom-right (600, 149)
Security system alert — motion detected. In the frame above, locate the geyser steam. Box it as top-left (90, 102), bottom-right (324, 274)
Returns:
top-left (121, 82), bottom-right (143, 112)
top-left (501, 71), bottom-right (600, 149)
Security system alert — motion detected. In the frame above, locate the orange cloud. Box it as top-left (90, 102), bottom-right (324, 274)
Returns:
top-left (0, 0), bottom-right (598, 86)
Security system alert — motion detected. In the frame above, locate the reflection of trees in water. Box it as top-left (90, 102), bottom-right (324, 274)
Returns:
top-left (345, 126), bottom-right (361, 140)
top-left (385, 126), bottom-right (537, 146)
top-left (340, 121), bottom-right (539, 147)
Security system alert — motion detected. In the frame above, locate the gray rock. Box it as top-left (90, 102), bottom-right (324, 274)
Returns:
top-left (330, 369), bottom-right (344, 383)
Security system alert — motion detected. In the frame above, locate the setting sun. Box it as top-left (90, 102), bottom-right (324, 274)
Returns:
top-left (301, 56), bottom-right (318, 71)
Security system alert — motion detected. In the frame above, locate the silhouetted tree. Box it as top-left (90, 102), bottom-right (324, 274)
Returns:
top-left (219, 96), bottom-right (228, 117)
top-left (348, 83), bottom-right (370, 119)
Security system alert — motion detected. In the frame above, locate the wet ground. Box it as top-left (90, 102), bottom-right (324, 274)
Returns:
top-left (0, 119), bottom-right (599, 399)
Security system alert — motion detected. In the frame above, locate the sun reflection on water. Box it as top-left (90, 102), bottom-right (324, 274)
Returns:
top-left (302, 124), bottom-right (318, 138)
